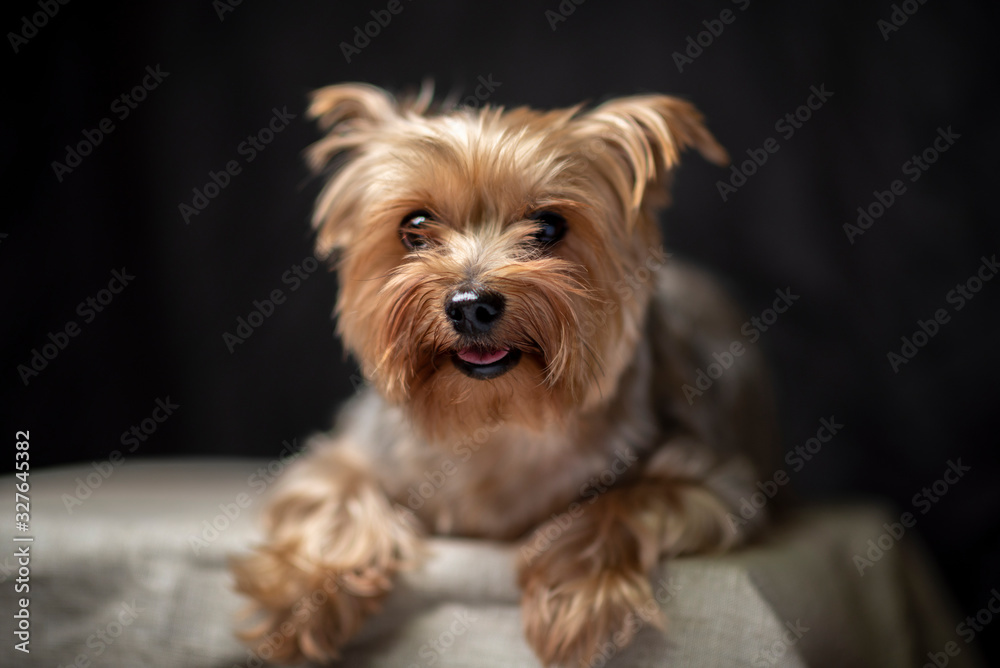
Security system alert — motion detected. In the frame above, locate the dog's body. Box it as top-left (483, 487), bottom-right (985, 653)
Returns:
top-left (232, 84), bottom-right (776, 667)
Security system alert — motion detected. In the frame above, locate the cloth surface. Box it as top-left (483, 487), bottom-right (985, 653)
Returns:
top-left (0, 459), bottom-right (982, 667)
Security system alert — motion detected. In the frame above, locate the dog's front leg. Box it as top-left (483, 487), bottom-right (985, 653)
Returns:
top-left (230, 440), bottom-right (422, 663)
top-left (517, 447), bottom-right (752, 667)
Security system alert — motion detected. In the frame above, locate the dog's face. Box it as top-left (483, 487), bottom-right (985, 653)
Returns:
top-left (308, 84), bottom-right (726, 437)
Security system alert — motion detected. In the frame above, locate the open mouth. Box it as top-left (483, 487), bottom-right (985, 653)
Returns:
top-left (451, 346), bottom-right (522, 380)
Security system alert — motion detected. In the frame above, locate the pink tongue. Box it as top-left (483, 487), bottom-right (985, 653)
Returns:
top-left (457, 347), bottom-right (509, 365)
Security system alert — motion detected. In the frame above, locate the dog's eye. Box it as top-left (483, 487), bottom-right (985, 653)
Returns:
top-left (400, 211), bottom-right (435, 250)
top-left (529, 211), bottom-right (567, 247)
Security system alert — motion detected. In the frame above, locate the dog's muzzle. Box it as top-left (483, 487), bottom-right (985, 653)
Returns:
top-left (445, 288), bottom-right (521, 379)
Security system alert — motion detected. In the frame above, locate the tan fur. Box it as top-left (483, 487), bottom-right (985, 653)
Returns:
top-left (230, 83), bottom-right (776, 667)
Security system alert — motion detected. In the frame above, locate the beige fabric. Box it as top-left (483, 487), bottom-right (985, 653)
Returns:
top-left (0, 460), bottom-right (982, 667)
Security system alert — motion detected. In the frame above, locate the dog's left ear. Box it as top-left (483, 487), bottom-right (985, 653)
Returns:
top-left (570, 95), bottom-right (729, 214)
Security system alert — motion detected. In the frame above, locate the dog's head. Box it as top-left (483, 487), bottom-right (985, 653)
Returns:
top-left (308, 83), bottom-right (726, 437)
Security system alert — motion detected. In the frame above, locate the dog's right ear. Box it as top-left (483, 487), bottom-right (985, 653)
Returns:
top-left (307, 84), bottom-right (400, 257)
top-left (306, 83), bottom-right (398, 171)
top-left (307, 83), bottom-right (435, 256)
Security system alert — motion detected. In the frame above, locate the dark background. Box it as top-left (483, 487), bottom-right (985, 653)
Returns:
top-left (4, 0), bottom-right (998, 662)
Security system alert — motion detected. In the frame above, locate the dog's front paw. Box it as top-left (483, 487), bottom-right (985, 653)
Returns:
top-left (231, 544), bottom-right (385, 663)
top-left (230, 446), bottom-right (422, 663)
top-left (519, 562), bottom-right (663, 667)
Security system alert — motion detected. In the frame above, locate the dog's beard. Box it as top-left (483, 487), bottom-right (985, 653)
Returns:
top-left (327, 191), bottom-right (660, 443)
top-left (337, 229), bottom-right (622, 440)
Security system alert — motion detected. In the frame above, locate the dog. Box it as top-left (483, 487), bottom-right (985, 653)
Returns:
top-left (230, 82), bottom-right (777, 667)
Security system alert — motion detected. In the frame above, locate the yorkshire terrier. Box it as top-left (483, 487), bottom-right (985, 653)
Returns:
top-left (231, 83), bottom-right (776, 667)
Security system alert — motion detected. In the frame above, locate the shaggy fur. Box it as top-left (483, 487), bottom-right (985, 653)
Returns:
top-left (230, 83), bottom-right (776, 667)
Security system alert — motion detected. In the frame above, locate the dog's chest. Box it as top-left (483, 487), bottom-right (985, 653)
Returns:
top-left (385, 424), bottom-right (610, 540)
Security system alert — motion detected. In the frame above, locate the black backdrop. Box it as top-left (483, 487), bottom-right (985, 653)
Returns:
top-left (4, 0), bottom-right (999, 662)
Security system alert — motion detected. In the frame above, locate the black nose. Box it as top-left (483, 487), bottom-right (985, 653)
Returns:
top-left (445, 289), bottom-right (505, 335)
